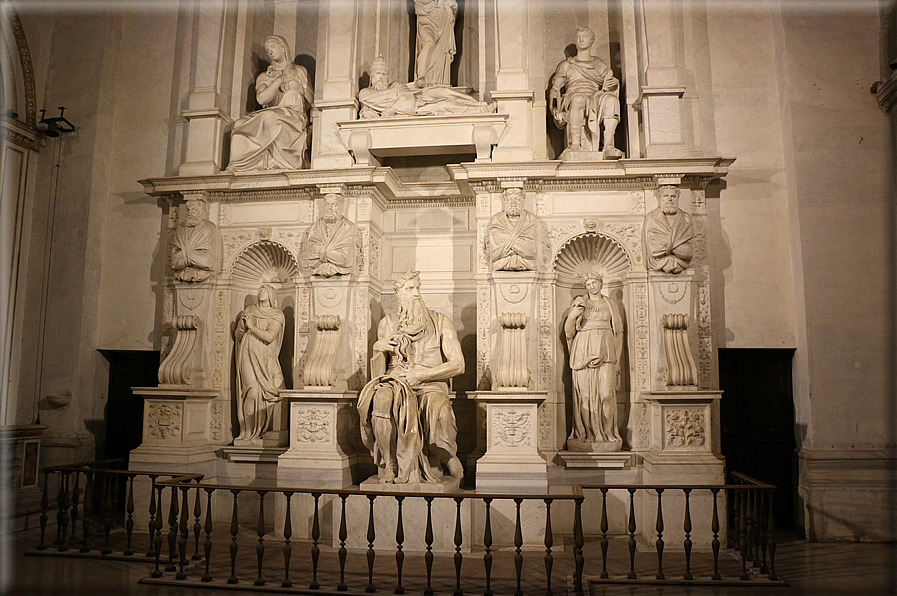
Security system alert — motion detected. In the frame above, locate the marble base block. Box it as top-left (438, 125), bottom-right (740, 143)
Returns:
top-left (566, 438), bottom-right (623, 452)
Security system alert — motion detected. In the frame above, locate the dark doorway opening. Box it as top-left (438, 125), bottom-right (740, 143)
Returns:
top-left (101, 350), bottom-right (159, 463)
top-left (719, 348), bottom-right (797, 531)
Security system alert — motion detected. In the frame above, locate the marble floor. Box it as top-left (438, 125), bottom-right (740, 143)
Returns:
top-left (6, 523), bottom-right (896, 596)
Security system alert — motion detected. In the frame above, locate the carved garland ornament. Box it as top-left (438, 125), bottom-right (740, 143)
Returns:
top-left (603, 222), bottom-right (643, 264)
top-left (697, 282), bottom-right (712, 387)
top-left (354, 285), bottom-right (370, 388)
top-left (633, 283), bottom-right (650, 390)
top-left (477, 285), bottom-right (491, 390)
top-left (537, 283), bottom-right (553, 391)
top-left (295, 407), bottom-right (331, 443)
top-left (665, 408), bottom-right (706, 448)
top-left (210, 401), bottom-right (223, 442)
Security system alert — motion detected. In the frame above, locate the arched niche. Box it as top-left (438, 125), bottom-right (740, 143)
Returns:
top-left (229, 240), bottom-right (301, 285)
top-left (553, 232), bottom-right (632, 287)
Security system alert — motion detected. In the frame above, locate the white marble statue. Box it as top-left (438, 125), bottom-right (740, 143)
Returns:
top-left (564, 271), bottom-right (623, 452)
top-left (169, 197), bottom-right (218, 282)
top-left (234, 285), bottom-right (285, 441)
top-left (549, 27), bottom-right (623, 159)
top-left (488, 188), bottom-right (538, 271)
top-left (414, 0), bottom-right (457, 86)
top-left (303, 193), bottom-right (356, 277)
top-left (643, 185), bottom-right (694, 274)
top-left (359, 55), bottom-right (493, 119)
top-left (357, 270), bottom-right (465, 484)
top-left (227, 35), bottom-right (314, 172)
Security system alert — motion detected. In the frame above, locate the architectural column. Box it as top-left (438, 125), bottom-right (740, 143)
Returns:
top-left (178, 0), bottom-right (239, 176)
top-left (310, 0), bottom-right (358, 169)
top-left (490, 0), bottom-right (534, 162)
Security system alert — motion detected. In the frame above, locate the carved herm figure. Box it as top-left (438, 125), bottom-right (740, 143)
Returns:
top-left (169, 197), bottom-right (218, 282)
top-left (643, 185), bottom-right (694, 274)
top-left (303, 193), bottom-right (356, 277)
top-left (488, 188), bottom-right (538, 271)
top-left (357, 270), bottom-right (465, 483)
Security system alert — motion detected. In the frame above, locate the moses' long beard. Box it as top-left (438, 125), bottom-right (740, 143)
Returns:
top-left (396, 295), bottom-right (428, 335)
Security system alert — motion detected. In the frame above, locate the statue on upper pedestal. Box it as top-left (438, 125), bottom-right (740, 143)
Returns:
top-left (303, 193), bottom-right (356, 277)
top-left (169, 197), bottom-right (218, 282)
top-left (488, 188), bottom-right (538, 271)
top-left (359, 55), bottom-right (494, 119)
top-left (564, 271), bottom-right (623, 452)
top-left (234, 285), bottom-right (285, 441)
top-left (357, 270), bottom-right (465, 484)
top-left (414, 0), bottom-right (457, 86)
top-left (643, 185), bottom-right (694, 274)
top-left (549, 27), bottom-right (623, 160)
top-left (227, 35), bottom-right (314, 172)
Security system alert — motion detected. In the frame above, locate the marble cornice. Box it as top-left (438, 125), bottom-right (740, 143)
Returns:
top-left (140, 156), bottom-right (734, 205)
top-left (2, 118), bottom-right (42, 152)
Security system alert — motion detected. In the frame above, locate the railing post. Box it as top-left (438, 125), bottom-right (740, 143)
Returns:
top-left (337, 493), bottom-right (348, 591)
top-left (683, 488), bottom-right (693, 580)
top-left (177, 486), bottom-right (190, 579)
top-left (627, 488), bottom-right (637, 580)
top-left (56, 471), bottom-right (70, 551)
top-left (759, 489), bottom-right (769, 573)
top-left (513, 498), bottom-right (523, 596)
top-left (655, 488), bottom-right (665, 580)
top-left (202, 488), bottom-right (213, 582)
top-left (228, 489), bottom-right (240, 584)
top-left (124, 474), bottom-right (136, 556)
top-left (192, 481), bottom-right (203, 561)
top-left (395, 495), bottom-right (405, 595)
top-left (101, 474), bottom-right (113, 555)
top-left (423, 496), bottom-right (434, 596)
top-left (366, 494), bottom-right (376, 593)
top-left (165, 485), bottom-right (179, 570)
top-left (483, 497), bottom-right (493, 596)
top-left (767, 488), bottom-right (778, 581)
top-left (453, 496), bottom-right (464, 596)
top-left (573, 497), bottom-right (584, 596)
top-left (599, 488), bottom-right (609, 579)
top-left (80, 471), bottom-right (93, 553)
top-left (739, 488), bottom-right (749, 580)
top-left (146, 475), bottom-right (158, 557)
top-left (310, 492), bottom-right (321, 589)
top-left (37, 470), bottom-right (50, 550)
top-left (711, 487), bottom-right (721, 580)
top-left (283, 492), bottom-right (293, 588)
top-left (254, 491), bottom-right (266, 586)
top-left (544, 497), bottom-right (554, 596)
top-left (151, 484), bottom-right (165, 578)
top-left (70, 472), bottom-right (81, 546)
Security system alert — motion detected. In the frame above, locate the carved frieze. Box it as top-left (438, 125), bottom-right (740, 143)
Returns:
top-left (697, 282), bottom-right (712, 387)
top-left (477, 285), bottom-right (491, 390)
top-left (633, 283), bottom-right (650, 390)
top-left (537, 283), bottom-right (553, 391)
top-left (603, 222), bottom-right (642, 264)
top-left (538, 403), bottom-right (552, 450)
top-left (221, 230), bottom-right (255, 269)
top-left (210, 401), bottom-right (223, 442)
top-left (354, 285), bottom-right (369, 388)
top-left (147, 404), bottom-right (182, 440)
top-left (665, 408), bottom-right (706, 448)
top-left (547, 224), bottom-right (578, 254)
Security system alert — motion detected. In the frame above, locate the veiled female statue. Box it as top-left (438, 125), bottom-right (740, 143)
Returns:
top-left (564, 271), bottom-right (623, 451)
top-left (227, 35), bottom-right (314, 172)
top-left (234, 285), bottom-right (285, 441)
top-left (414, 0), bottom-right (457, 86)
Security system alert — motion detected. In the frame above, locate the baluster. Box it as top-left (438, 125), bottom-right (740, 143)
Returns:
top-left (711, 488), bottom-right (721, 580)
top-left (151, 485), bottom-right (165, 578)
top-left (453, 496), bottom-right (464, 596)
top-left (102, 474), bottom-right (114, 555)
top-left (627, 488), bottom-right (637, 580)
top-left (731, 485), bottom-right (740, 550)
top-left (146, 475), bottom-right (158, 557)
top-left (37, 470), bottom-right (50, 550)
top-left (124, 474), bottom-right (135, 556)
top-left (283, 492), bottom-right (293, 588)
top-left (544, 498), bottom-right (553, 596)
top-left (366, 495), bottom-right (376, 593)
top-left (228, 489), bottom-right (240, 584)
top-left (337, 493), bottom-right (348, 591)
top-left (683, 488), bottom-right (693, 580)
top-left (395, 495), bottom-right (405, 595)
top-left (112, 474), bottom-right (121, 528)
top-left (655, 488), bottom-right (665, 580)
top-left (514, 498), bottom-right (523, 596)
top-left (483, 498), bottom-right (493, 596)
top-left (202, 489), bottom-right (213, 582)
top-left (745, 489), bottom-right (755, 563)
top-left (599, 488), bottom-right (609, 579)
top-left (177, 486), bottom-right (190, 579)
top-left (423, 497), bottom-right (434, 596)
top-left (255, 491), bottom-right (266, 586)
top-left (573, 497), bottom-right (584, 596)
top-left (165, 485), bottom-right (179, 570)
top-left (310, 493), bottom-right (321, 589)
top-left (80, 471), bottom-right (93, 553)
top-left (192, 482), bottom-right (202, 560)
top-left (767, 488), bottom-right (778, 581)
top-left (738, 488), bottom-right (749, 580)
top-left (56, 471), bottom-right (70, 550)
top-left (70, 472), bottom-right (81, 545)
top-left (759, 490), bottom-right (769, 573)
top-left (753, 488), bottom-right (763, 568)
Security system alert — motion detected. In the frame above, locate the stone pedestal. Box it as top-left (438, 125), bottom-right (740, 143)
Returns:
top-left (1, 424), bottom-right (47, 531)
top-left (471, 391), bottom-right (548, 492)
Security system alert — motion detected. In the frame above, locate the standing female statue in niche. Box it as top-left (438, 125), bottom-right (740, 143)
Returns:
top-left (234, 285), bottom-right (285, 441)
top-left (564, 271), bottom-right (624, 451)
top-left (414, 0), bottom-right (457, 86)
top-left (227, 35), bottom-right (314, 172)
